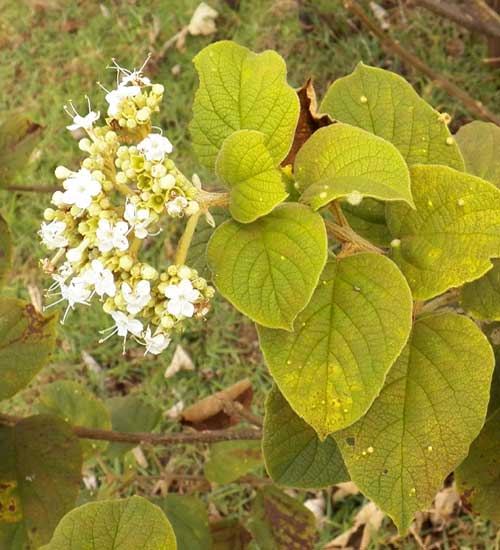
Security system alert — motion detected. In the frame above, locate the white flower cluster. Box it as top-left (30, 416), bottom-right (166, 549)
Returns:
top-left (40, 61), bottom-right (214, 354)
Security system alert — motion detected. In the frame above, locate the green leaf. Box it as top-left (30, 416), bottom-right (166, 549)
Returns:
top-left (455, 121), bottom-right (500, 186)
top-left (455, 407), bottom-right (500, 524)
top-left (105, 395), bottom-right (161, 458)
top-left (207, 203), bottom-right (327, 330)
top-left (0, 114), bottom-right (42, 186)
top-left (0, 415), bottom-right (82, 548)
top-left (461, 259), bottom-right (500, 320)
top-left (263, 385), bottom-right (348, 488)
top-left (216, 130), bottom-right (288, 223)
top-left (342, 199), bottom-right (392, 247)
top-left (320, 63), bottom-right (464, 170)
top-left (296, 124), bottom-right (413, 208)
top-left (247, 486), bottom-right (317, 550)
top-left (37, 381), bottom-right (111, 458)
top-left (153, 496), bottom-right (210, 550)
top-left (41, 496), bottom-right (177, 550)
top-left (258, 254), bottom-right (412, 438)
top-left (0, 214), bottom-right (11, 288)
top-left (387, 164), bottom-right (500, 300)
top-left (190, 41), bottom-right (299, 169)
top-left (210, 518), bottom-right (251, 550)
top-left (336, 313), bottom-right (494, 533)
top-left (0, 298), bottom-right (57, 401)
top-left (204, 440), bottom-right (262, 484)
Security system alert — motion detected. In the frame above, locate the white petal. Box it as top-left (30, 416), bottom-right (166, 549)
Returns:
top-left (164, 284), bottom-right (181, 299)
top-left (180, 300), bottom-right (195, 318)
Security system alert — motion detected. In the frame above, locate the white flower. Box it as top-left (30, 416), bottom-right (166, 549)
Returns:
top-left (137, 134), bottom-right (173, 162)
top-left (164, 279), bottom-right (200, 319)
top-left (99, 311), bottom-right (143, 352)
top-left (62, 168), bottom-right (102, 209)
top-left (66, 111), bottom-right (100, 132)
top-left (188, 3), bottom-right (218, 36)
top-left (83, 259), bottom-right (116, 298)
top-left (96, 219), bottom-right (129, 253)
top-left (123, 202), bottom-right (152, 239)
top-left (39, 220), bottom-right (68, 250)
top-left (120, 71), bottom-right (151, 87)
top-left (121, 280), bottom-right (150, 315)
top-left (51, 190), bottom-right (65, 207)
top-left (105, 86), bottom-right (141, 118)
top-left (143, 326), bottom-right (171, 355)
top-left (45, 275), bottom-right (92, 324)
top-left (166, 196), bottom-right (188, 217)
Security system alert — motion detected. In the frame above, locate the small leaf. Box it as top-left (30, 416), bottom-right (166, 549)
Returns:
top-left (41, 496), bottom-right (177, 550)
top-left (387, 164), bottom-right (500, 300)
top-left (258, 254), bottom-right (412, 438)
top-left (191, 41), bottom-right (299, 169)
top-left (342, 199), bottom-right (392, 247)
top-left (153, 496), bottom-right (210, 550)
top-left (455, 408), bottom-right (500, 524)
top-left (263, 385), bottom-right (348, 488)
top-left (0, 214), bottom-right (11, 288)
top-left (320, 63), bottom-right (464, 169)
top-left (216, 130), bottom-right (288, 223)
top-left (0, 114), bottom-right (42, 186)
top-left (461, 259), bottom-right (500, 320)
top-left (36, 380), bottom-right (111, 458)
top-left (247, 486), bottom-right (317, 550)
top-left (210, 518), bottom-right (252, 550)
top-left (336, 313), bottom-right (494, 533)
top-left (296, 124), bottom-right (413, 208)
top-left (105, 395), bottom-right (161, 458)
top-left (204, 440), bottom-right (262, 484)
top-left (0, 415), bottom-right (82, 548)
top-left (455, 121), bottom-right (500, 186)
top-left (0, 298), bottom-right (57, 401)
top-left (207, 203), bottom-right (327, 330)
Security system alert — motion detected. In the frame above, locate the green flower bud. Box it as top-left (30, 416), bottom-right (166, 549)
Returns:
top-left (159, 174), bottom-right (176, 190)
top-left (119, 255), bottom-right (134, 271)
top-left (43, 208), bottom-right (55, 221)
top-left (136, 107), bottom-right (151, 123)
top-left (151, 164), bottom-right (166, 178)
top-left (102, 180), bottom-right (113, 192)
top-left (130, 155), bottom-right (145, 172)
top-left (116, 172), bottom-right (128, 185)
top-left (152, 83), bottom-right (164, 95)
top-left (126, 119), bottom-right (137, 129)
top-left (141, 264), bottom-right (158, 280)
top-left (167, 265), bottom-right (178, 276)
top-left (178, 265), bottom-right (192, 279)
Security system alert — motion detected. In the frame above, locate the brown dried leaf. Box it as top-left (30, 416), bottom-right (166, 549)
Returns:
top-left (210, 517), bottom-right (252, 549)
top-left (180, 378), bottom-right (252, 430)
top-left (281, 79), bottom-right (333, 167)
top-left (332, 481), bottom-right (359, 503)
top-left (164, 344), bottom-right (194, 378)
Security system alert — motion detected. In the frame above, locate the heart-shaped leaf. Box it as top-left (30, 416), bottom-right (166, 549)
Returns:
top-left (204, 440), bottom-right (262, 484)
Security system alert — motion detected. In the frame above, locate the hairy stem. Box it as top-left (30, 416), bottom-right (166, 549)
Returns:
top-left (174, 210), bottom-right (201, 265)
top-left (324, 219), bottom-right (384, 254)
top-left (5, 184), bottom-right (59, 193)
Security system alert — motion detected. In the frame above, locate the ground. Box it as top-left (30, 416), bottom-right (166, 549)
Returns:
top-left (0, 0), bottom-right (499, 547)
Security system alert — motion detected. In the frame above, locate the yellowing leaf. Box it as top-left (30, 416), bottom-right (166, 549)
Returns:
top-left (387, 164), bottom-right (500, 300)
top-left (342, 199), bottom-right (392, 247)
top-left (191, 41), bottom-right (299, 169)
top-left (336, 313), bottom-right (494, 533)
top-left (204, 440), bottom-right (262, 484)
top-left (455, 121), bottom-right (500, 187)
top-left (258, 254), bottom-right (412, 438)
top-left (216, 130), bottom-right (288, 222)
top-left (207, 204), bottom-right (327, 330)
top-left (41, 496), bottom-right (177, 550)
top-left (461, 259), bottom-right (500, 320)
top-left (0, 214), bottom-right (11, 288)
top-left (263, 386), bottom-right (348, 488)
top-left (296, 124), bottom-right (413, 208)
top-left (320, 63), bottom-right (464, 170)
top-left (0, 415), bottom-right (82, 548)
top-left (0, 298), bottom-right (57, 401)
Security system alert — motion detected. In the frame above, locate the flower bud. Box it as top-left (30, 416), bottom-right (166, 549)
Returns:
top-left (159, 174), bottom-right (176, 190)
top-left (151, 164), bottom-right (166, 178)
top-left (116, 172), bottom-right (128, 185)
top-left (178, 265), bottom-right (191, 279)
top-left (78, 138), bottom-right (92, 152)
top-left (141, 264), bottom-right (158, 280)
top-left (119, 255), bottom-right (133, 271)
top-left (152, 83), bottom-right (164, 95)
top-left (43, 208), bottom-right (55, 221)
top-left (55, 166), bottom-right (72, 179)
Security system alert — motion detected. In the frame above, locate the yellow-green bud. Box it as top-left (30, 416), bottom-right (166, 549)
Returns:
top-left (102, 180), bottom-right (113, 192)
top-left (55, 165), bottom-right (72, 179)
top-left (152, 83), bottom-right (164, 95)
top-left (141, 264), bottom-right (158, 280)
top-left (159, 174), bottom-right (176, 190)
top-left (119, 255), bottom-right (134, 271)
top-left (126, 119), bottom-right (137, 129)
top-left (161, 315), bottom-right (175, 329)
top-left (78, 138), bottom-right (92, 152)
top-left (43, 208), bottom-right (55, 221)
top-left (167, 265), bottom-right (178, 276)
top-left (116, 172), bottom-right (128, 185)
top-left (131, 265), bottom-right (141, 278)
top-left (178, 265), bottom-right (192, 279)
top-left (151, 164), bottom-right (166, 178)
top-left (136, 107), bottom-right (151, 123)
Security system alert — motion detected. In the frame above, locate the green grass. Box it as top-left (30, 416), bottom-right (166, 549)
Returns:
top-left (1, 0), bottom-right (500, 547)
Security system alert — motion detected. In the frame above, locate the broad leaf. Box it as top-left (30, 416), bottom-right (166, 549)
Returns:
top-left (210, 518), bottom-right (251, 550)
top-left (41, 496), bottom-right (177, 550)
top-left (455, 408), bottom-right (500, 524)
top-left (0, 214), bottom-right (11, 288)
top-left (207, 203), bottom-right (327, 330)
top-left (320, 63), bottom-right (464, 169)
top-left (258, 254), bottom-right (412, 438)
top-left (191, 41), bottom-right (299, 169)
top-left (247, 486), bottom-right (317, 550)
top-left (455, 121), bottom-right (500, 186)
top-left (0, 298), bottom-right (57, 401)
top-left (0, 415), bottom-right (82, 548)
top-left (154, 496), bottom-right (210, 550)
top-left (204, 440), bottom-right (262, 484)
top-left (263, 385), bottom-right (348, 488)
top-left (387, 164), bottom-right (500, 300)
top-left (215, 130), bottom-right (288, 223)
top-left (336, 313), bottom-right (494, 533)
top-left (342, 199), bottom-right (392, 247)
top-left (37, 381), bottom-right (111, 458)
top-left (105, 395), bottom-right (161, 458)
top-left (461, 259), bottom-right (500, 320)
top-left (296, 124), bottom-right (413, 208)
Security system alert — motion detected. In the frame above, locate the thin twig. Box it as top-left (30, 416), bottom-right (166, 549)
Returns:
top-left (0, 413), bottom-right (261, 445)
top-left (324, 220), bottom-right (384, 255)
top-left (4, 184), bottom-right (59, 193)
top-left (419, 288), bottom-right (459, 314)
top-left (344, 0), bottom-right (500, 125)
top-left (218, 398), bottom-right (264, 428)
top-left (144, 473), bottom-right (272, 486)
top-left (330, 202), bottom-right (349, 227)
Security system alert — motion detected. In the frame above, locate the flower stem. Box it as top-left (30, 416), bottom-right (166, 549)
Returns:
top-left (324, 219), bottom-right (384, 255)
top-left (175, 210), bottom-right (201, 265)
